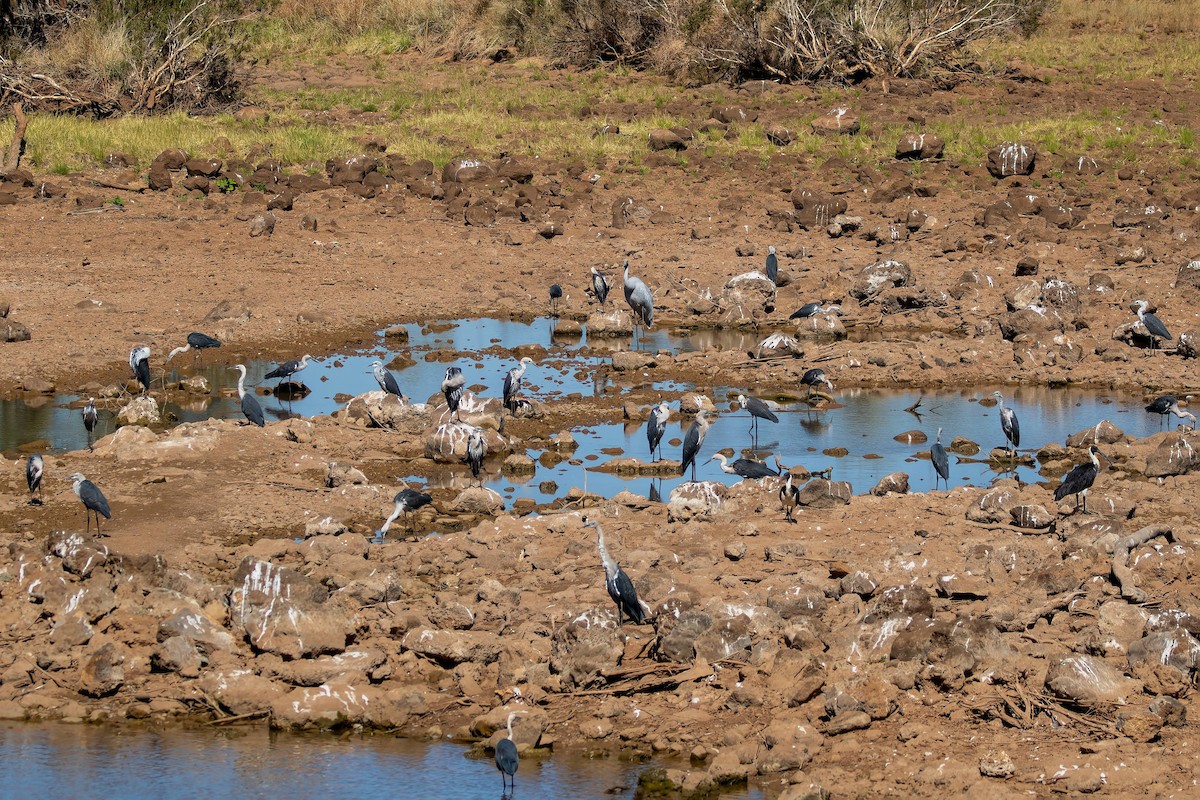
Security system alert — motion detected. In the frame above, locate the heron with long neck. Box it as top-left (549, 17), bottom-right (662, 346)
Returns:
top-left (992, 391), bottom-right (1020, 460)
top-left (591, 266), bottom-right (610, 306)
top-left (679, 410), bottom-right (712, 482)
top-left (583, 517), bottom-right (648, 626)
top-left (646, 401), bottom-right (670, 462)
top-left (494, 711), bottom-right (523, 795)
top-left (230, 364), bottom-right (265, 427)
top-left (503, 357), bottom-right (534, 413)
top-left (930, 427), bottom-right (950, 490)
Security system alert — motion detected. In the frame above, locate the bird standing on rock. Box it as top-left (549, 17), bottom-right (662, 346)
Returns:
top-left (369, 360), bottom-right (406, 400)
top-left (503, 357), bottom-right (534, 413)
top-left (1054, 445), bottom-right (1102, 514)
top-left (590, 266), bottom-right (610, 307)
top-left (583, 517), bottom-right (648, 626)
top-left (1133, 299), bottom-right (1171, 351)
top-left (129, 346), bottom-right (151, 395)
top-left (264, 354), bottom-right (312, 387)
top-left (70, 472), bottom-right (111, 534)
top-left (992, 390), bottom-right (1020, 461)
top-left (442, 366), bottom-right (465, 420)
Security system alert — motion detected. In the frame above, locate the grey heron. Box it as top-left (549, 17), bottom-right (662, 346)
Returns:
top-left (466, 426), bottom-right (487, 485)
top-left (583, 517), bottom-right (648, 626)
top-left (1134, 299), bottom-right (1171, 350)
top-left (129, 346), bottom-right (151, 395)
top-left (549, 283), bottom-right (563, 316)
top-left (82, 397), bottom-right (98, 449)
top-left (992, 391), bottom-right (1020, 459)
top-left (369, 360), bottom-right (405, 400)
top-left (503, 356), bottom-right (534, 413)
top-left (679, 410), bottom-right (712, 482)
top-left (264, 354), bottom-right (312, 387)
top-left (738, 393), bottom-right (779, 442)
top-left (1054, 445), bottom-right (1101, 513)
top-left (591, 266), bottom-right (610, 306)
top-left (800, 368), bottom-right (834, 397)
top-left (166, 332), bottom-right (222, 364)
top-left (1145, 395), bottom-right (1195, 429)
top-left (710, 452), bottom-right (779, 480)
top-left (442, 367), bottom-right (465, 420)
top-left (622, 259), bottom-right (654, 347)
top-left (765, 245), bottom-right (778, 285)
top-left (646, 401), bottom-right (670, 462)
top-left (26, 454), bottom-right (43, 505)
top-left (230, 364), bottom-right (265, 427)
top-left (70, 472), bottom-right (111, 534)
top-left (930, 427), bottom-right (950, 490)
top-left (779, 471), bottom-right (799, 524)
top-left (495, 711), bottom-right (522, 795)
top-left (377, 488), bottom-right (433, 537)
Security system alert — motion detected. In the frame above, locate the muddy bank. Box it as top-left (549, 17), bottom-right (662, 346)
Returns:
top-left (2, 398), bottom-right (1200, 796)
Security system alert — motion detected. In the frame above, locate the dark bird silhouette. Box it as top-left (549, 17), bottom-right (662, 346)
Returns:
top-left (264, 354), bottom-right (312, 387)
top-left (369, 360), bottom-right (405, 400)
top-left (494, 711), bottom-right (522, 796)
top-left (780, 470), bottom-right (800, 524)
top-left (738, 393), bottom-right (779, 442)
top-left (441, 366), bottom-right (465, 420)
top-left (993, 390), bottom-right (1020, 459)
top-left (710, 452), bottom-right (779, 479)
top-left (583, 517), bottom-right (648, 626)
top-left (503, 357), bottom-right (534, 413)
top-left (26, 454), bottom-right (43, 505)
top-left (549, 283), bottom-right (563, 316)
top-left (789, 303), bottom-right (840, 320)
top-left (1145, 395), bottom-right (1195, 429)
top-left (590, 266), bottom-right (610, 306)
top-left (231, 364), bottom-right (265, 427)
top-left (1054, 445), bottom-right (1101, 513)
top-left (378, 488), bottom-right (433, 537)
top-left (466, 426), bottom-right (487, 485)
top-left (622, 259), bottom-right (654, 347)
top-left (82, 396), bottom-right (98, 449)
top-left (646, 401), bottom-right (670, 462)
top-left (765, 245), bottom-right (778, 285)
top-left (1134, 299), bottom-right (1171, 350)
top-left (70, 472), bottom-right (111, 534)
top-left (166, 332), bottom-right (222, 364)
top-left (930, 427), bottom-right (950, 491)
top-left (129, 346), bottom-right (151, 395)
top-left (679, 410), bottom-right (712, 482)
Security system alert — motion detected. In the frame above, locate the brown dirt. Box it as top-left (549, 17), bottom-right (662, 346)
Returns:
top-left (2, 58), bottom-right (1200, 798)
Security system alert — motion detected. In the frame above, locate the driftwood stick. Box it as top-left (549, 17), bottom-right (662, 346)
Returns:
top-left (1112, 524), bottom-right (1174, 602)
top-left (4, 102), bottom-right (27, 171)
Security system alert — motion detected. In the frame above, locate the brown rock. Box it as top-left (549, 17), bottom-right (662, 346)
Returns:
top-left (648, 129), bottom-right (686, 151)
top-left (987, 142), bottom-right (1036, 178)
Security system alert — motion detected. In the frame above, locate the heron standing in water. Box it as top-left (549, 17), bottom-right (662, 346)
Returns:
top-left (646, 401), bottom-right (670, 462)
top-left (230, 364), bottom-right (265, 427)
top-left (679, 410), bottom-right (712, 482)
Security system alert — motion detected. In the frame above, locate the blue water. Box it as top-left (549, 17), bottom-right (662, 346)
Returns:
top-left (0, 723), bottom-right (761, 799)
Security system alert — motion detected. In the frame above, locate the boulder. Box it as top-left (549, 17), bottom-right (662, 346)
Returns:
top-left (850, 259), bottom-right (912, 304)
top-left (667, 481), bottom-right (728, 521)
top-left (895, 133), bottom-right (945, 160)
top-left (401, 628), bottom-right (503, 665)
top-left (797, 479), bottom-right (851, 507)
top-left (987, 142), bottom-right (1036, 178)
top-left (648, 129), bottom-right (686, 151)
top-left (549, 608), bottom-right (624, 689)
top-left (117, 396), bottom-right (160, 426)
top-left (1045, 654), bottom-right (1140, 707)
top-left (228, 557), bottom-right (353, 658)
top-left (271, 680), bottom-right (373, 730)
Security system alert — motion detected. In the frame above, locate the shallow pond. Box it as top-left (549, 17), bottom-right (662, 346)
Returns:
top-left (0, 722), bottom-right (763, 800)
top-left (0, 319), bottom-right (1176, 503)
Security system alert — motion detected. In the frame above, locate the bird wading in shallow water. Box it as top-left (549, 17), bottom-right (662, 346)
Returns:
top-left (800, 368), bottom-right (834, 398)
top-left (377, 488), bottom-right (432, 537)
top-left (930, 427), bottom-right (950, 491)
top-left (583, 517), bottom-right (649, 627)
top-left (466, 426), bottom-right (487, 486)
top-left (82, 397), bottom-right (98, 449)
top-left (738, 393), bottom-right (779, 444)
top-left (548, 283), bottom-right (563, 317)
top-left (26, 454), bottom-right (44, 505)
top-left (622, 259), bottom-right (654, 348)
top-left (646, 401), bottom-right (670, 462)
top-left (494, 711), bottom-right (524, 796)
top-left (70, 472), bottom-right (111, 535)
top-left (1054, 445), bottom-right (1102, 514)
top-left (992, 391), bottom-right (1020, 461)
top-left (1145, 395), bottom-right (1195, 430)
top-left (680, 410), bottom-right (712, 482)
top-left (230, 364), bottom-right (265, 427)
top-left (1133, 299), bottom-right (1171, 351)
top-left (710, 452), bottom-right (779, 480)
